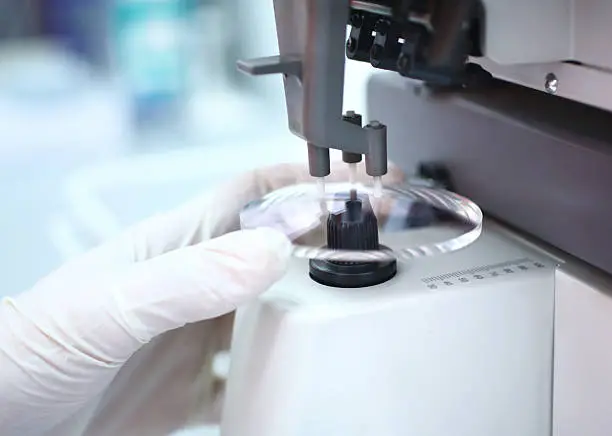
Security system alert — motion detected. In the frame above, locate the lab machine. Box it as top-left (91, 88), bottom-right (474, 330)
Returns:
top-left (221, 1), bottom-right (612, 435)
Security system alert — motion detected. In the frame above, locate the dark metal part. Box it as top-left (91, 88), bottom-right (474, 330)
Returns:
top-left (365, 122), bottom-right (388, 176)
top-left (368, 72), bottom-right (612, 276)
top-left (343, 152), bottom-right (363, 164)
top-left (342, 112), bottom-right (364, 164)
top-left (347, 0), bottom-right (487, 88)
top-left (417, 162), bottom-right (455, 191)
top-left (370, 18), bottom-right (402, 71)
top-left (350, 0), bottom-right (393, 17)
top-left (307, 143), bottom-right (331, 177)
top-left (346, 11), bottom-right (377, 63)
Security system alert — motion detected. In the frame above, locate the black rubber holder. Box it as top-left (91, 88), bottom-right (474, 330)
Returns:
top-left (309, 191), bottom-right (397, 288)
top-left (309, 255), bottom-right (397, 288)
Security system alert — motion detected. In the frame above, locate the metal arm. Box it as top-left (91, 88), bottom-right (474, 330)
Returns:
top-left (237, 0), bottom-right (487, 178)
top-left (237, 0), bottom-right (387, 178)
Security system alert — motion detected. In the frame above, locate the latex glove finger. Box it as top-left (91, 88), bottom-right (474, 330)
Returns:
top-left (0, 228), bottom-right (290, 435)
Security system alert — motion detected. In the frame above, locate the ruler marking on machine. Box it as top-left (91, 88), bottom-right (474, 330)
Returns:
top-left (421, 258), bottom-right (547, 289)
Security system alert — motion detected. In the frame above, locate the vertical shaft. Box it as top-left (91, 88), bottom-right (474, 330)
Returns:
top-left (342, 111), bottom-right (364, 165)
top-left (307, 142), bottom-right (331, 177)
top-left (364, 121), bottom-right (388, 177)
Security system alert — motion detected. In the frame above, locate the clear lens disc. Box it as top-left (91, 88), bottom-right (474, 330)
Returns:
top-left (240, 181), bottom-right (483, 263)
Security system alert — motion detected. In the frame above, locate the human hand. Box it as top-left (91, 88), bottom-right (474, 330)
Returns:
top-left (0, 160), bottom-right (404, 436)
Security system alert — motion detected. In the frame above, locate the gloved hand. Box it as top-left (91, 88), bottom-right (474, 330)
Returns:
top-left (0, 160), bottom-right (404, 436)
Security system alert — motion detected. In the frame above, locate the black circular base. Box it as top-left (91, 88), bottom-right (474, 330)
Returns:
top-left (309, 257), bottom-right (397, 288)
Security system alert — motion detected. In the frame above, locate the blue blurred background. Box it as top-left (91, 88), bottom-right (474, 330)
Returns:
top-left (0, 0), bottom-right (371, 298)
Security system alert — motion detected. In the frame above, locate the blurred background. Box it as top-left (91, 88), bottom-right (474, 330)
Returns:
top-left (0, 0), bottom-right (371, 297)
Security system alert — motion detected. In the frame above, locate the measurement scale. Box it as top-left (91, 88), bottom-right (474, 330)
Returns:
top-left (421, 258), bottom-right (547, 290)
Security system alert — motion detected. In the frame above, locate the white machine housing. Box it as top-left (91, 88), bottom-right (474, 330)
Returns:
top-left (474, 0), bottom-right (612, 113)
top-left (220, 221), bottom-right (612, 435)
top-left (221, 223), bottom-right (564, 436)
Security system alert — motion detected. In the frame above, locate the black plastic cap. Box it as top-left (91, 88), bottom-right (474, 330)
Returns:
top-left (309, 191), bottom-right (397, 288)
top-left (327, 196), bottom-right (379, 250)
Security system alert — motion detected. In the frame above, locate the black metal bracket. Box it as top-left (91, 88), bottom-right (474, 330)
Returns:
top-left (346, 0), bottom-right (491, 88)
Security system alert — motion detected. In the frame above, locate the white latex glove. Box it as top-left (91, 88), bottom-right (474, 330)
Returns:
top-left (0, 160), bottom-right (404, 436)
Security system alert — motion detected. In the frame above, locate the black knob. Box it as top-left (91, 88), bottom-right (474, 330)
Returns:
top-left (327, 193), bottom-right (379, 251)
top-left (309, 191), bottom-right (397, 288)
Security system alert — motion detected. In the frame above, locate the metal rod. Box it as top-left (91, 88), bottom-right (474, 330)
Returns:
top-left (350, 0), bottom-right (393, 17)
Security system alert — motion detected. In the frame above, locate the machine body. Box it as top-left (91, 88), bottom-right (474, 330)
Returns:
top-left (222, 223), bottom-right (557, 436)
top-left (227, 1), bottom-right (612, 435)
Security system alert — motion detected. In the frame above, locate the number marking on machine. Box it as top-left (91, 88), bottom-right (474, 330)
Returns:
top-left (421, 258), bottom-right (546, 290)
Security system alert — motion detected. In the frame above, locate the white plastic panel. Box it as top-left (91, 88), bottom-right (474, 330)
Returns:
top-left (572, 0), bottom-right (612, 71)
top-left (553, 265), bottom-right (612, 436)
top-left (482, 0), bottom-right (571, 64)
top-left (475, 0), bottom-right (612, 111)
